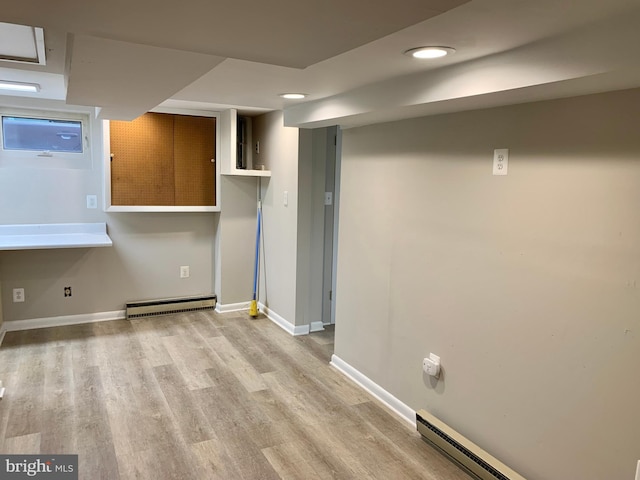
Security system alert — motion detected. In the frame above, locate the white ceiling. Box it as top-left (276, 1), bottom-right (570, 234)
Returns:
top-left (1, 0), bottom-right (640, 126)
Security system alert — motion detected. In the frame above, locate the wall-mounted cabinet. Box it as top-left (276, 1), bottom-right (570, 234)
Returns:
top-left (219, 109), bottom-right (271, 177)
top-left (104, 111), bottom-right (220, 212)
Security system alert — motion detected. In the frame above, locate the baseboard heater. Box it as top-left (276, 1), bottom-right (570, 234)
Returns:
top-left (126, 295), bottom-right (217, 319)
top-left (416, 410), bottom-right (526, 480)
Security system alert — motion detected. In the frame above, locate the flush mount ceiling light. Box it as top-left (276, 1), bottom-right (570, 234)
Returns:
top-left (404, 46), bottom-right (455, 59)
top-left (279, 93), bottom-right (307, 99)
top-left (0, 80), bottom-right (41, 92)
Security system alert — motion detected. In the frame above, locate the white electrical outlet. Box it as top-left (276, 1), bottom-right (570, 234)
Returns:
top-left (180, 266), bottom-right (190, 278)
top-left (255, 141), bottom-right (260, 154)
top-left (493, 148), bottom-right (509, 176)
top-left (86, 194), bottom-right (98, 209)
top-left (12, 288), bottom-right (25, 303)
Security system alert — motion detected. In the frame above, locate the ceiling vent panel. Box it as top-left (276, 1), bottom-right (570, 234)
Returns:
top-left (0, 22), bottom-right (46, 65)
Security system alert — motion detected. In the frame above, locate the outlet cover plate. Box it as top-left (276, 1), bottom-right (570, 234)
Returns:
top-left (12, 288), bottom-right (25, 303)
top-left (493, 148), bottom-right (509, 176)
top-left (180, 266), bottom-right (190, 278)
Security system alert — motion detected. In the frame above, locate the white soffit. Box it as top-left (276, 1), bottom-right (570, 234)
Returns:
top-left (284, 6), bottom-right (640, 128)
top-left (0, 22), bottom-right (45, 65)
top-left (65, 35), bottom-right (225, 120)
top-left (2, 0), bottom-right (468, 68)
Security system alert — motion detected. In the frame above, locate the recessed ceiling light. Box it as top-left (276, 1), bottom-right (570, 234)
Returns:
top-left (404, 47), bottom-right (455, 59)
top-left (279, 93), bottom-right (307, 99)
top-left (0, 80), bottom-right (40, 92)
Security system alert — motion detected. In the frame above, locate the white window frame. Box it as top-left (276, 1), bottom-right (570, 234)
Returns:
top-left (0, 107), bottom-right (91, 169)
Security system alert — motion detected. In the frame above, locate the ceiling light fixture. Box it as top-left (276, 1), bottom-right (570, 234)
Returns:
top-left (404, 46), bottom-right (455, 59)
top-left (0, 80), bottom-right (41, 92)
top-left (279, 93), bottom-right (307, 99)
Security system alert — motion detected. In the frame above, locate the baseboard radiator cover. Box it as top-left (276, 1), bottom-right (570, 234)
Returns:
top-left (416, 410), bottom-right (526, 480)
top-left (126, 295), bottom-right (217, 319)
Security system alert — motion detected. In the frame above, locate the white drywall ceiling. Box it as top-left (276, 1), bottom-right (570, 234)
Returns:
top-left (1, 0), bottom-right (640, 124)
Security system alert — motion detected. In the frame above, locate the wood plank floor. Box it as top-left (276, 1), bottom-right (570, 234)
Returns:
top-left (0, 312), bottom-right (469, 480)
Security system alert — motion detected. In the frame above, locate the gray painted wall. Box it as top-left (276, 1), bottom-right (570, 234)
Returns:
top-left (295, 129), bottom-right (313, 326)
top-left (0, 102), bottom-right (216, 322)
top-left (295, 128), bottom-right (328, 328)
top-left (253, 111), bottom-right (300, 325)
top-left (216, 175), bottom-right (258, 306)
top-left (335, 88), bottom-right (640, 480)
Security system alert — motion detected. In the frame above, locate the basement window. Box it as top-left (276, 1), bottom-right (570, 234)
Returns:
top-left (2, 116), bottom-right (83, 153)
top-left (0, 108), bottom-right (91, 169)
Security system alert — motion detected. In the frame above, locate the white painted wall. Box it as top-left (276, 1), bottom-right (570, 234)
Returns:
top-left (252, 111), bottom-right (300, 325)
top-left (335, 88), bottom-right (640, 480)
top-left (0, 100), bottom-right (216, 322)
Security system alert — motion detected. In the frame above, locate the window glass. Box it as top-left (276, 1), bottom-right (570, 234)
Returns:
top-left (2, 116), bottom-right (83, 153)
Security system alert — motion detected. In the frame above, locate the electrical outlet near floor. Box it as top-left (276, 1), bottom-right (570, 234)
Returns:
top-left (12, 288), bottom-right (25, 303)
top-left (180, 266), bottom-right (190, 278)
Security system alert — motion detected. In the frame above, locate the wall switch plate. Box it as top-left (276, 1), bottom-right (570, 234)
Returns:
top-left (493, 148), bottom-right (509, 176)
top-left (283, 191), bottom-right (288, 207)
top-left (180, 266), bottom-right (190, 278)
top-left (86, 194), bottom-right (98, 209)
top-left (12, 288), bottom-right (25, 303)
top-left (324, 192), bottom-right (333, 206)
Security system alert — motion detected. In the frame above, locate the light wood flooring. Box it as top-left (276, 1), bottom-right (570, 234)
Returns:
top-left (0, 311), bottom-right (469, 479)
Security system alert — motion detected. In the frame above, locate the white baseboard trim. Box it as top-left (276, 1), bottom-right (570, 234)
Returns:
top-left (258, 303), bottom-right (309, 336)
top-left (215, 301), bottom-right (249, 314)
top-left (310, 321), bottom-right (325, 332)
top-left (2, 310), bottom-right (126, 333)
top-left (330, 354), bottom-right (416, 427)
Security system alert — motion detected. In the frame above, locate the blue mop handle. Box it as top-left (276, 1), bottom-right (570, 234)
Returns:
top-left (252, 204), bottom-right (262, 300)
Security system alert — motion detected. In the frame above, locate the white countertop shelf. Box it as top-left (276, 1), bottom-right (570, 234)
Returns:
top-left (0, 223), bottom-right (113, 251)
top-left (221, 168), bottom-right (271, 177)
top-left (106, 206), bottom-right (221, 213)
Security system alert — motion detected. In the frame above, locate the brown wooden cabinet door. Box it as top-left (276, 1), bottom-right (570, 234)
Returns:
top-left (174, 115), bottom-right (216, 206)
top-left (110, 113), bottom-right (175, 206)
top-left (110, 112), bottom-right (216, 207)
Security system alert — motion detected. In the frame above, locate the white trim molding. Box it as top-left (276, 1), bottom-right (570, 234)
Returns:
top-left (2, 310), bottom-right (126, 333)
top-left (310, 321), bottom-right (325, 332)
top-left (215, 302), bottom-right (249, 314)
top-left (330, 354), bottom-right (416, 427)
top-left (259, 303), bottom-right (309, 336)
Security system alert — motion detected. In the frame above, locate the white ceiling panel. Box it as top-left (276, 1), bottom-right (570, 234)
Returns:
top-left (0, 22), bottom-right (44, 64)
top-left (65, 35), bottom-right (225, 120)
top-left (2, 0), bottom-right (468, 68)
top-left (1, 0), bottom-right (640, 126)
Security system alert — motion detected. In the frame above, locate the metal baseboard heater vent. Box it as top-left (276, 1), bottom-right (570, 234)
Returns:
top-left (126, 295), bottom-right (217, 319)
top-left (416, 410), bottom-right (526, 480)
